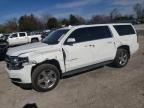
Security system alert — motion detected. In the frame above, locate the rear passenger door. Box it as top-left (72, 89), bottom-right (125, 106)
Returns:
top-left (18, 33), bottom-right (28, 44)
top-left (86, 26), bottom-right (117, 64)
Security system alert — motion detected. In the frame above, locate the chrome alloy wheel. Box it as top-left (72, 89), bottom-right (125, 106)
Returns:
top-left (37, 70), bottom-right (57, 89)
top-left (118, 51), bottom-right (128, 66)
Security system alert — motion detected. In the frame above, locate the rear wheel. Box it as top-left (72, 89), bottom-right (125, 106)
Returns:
top-left (31, 38), bottom-right (39, 43)
top-left (32, 64), bottom-right (60, 92)
top-left (113, 49), bottom-right (129, 68)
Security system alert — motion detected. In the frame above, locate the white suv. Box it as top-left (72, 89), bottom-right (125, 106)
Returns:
top-left (5, 24), bottom-right (139, 92)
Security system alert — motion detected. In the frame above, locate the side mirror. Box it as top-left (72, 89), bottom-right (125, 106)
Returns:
top-left (67, 38), bottom-right (76, 43)
top-left (66, 38), bottom-right (76, 45)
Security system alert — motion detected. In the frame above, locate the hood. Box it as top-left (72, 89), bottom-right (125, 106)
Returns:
top-left (7, 42), bottom-right (56, 56)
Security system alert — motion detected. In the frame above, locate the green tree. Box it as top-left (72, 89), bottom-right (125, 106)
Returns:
top-left (19, 14), bottom-right (41, 31)
top-left (61, 18), bottom-right (69, 27)
top-left (5, 18), bottom-right (18, 32)
top-left (0, 18), bottom-right (18, 33)
top-left (69, 14), bottom-right (81, 25)
top-left (46, 17), bottom-right (59, 29)
top-left (0, 25), bottom-right (4, 33)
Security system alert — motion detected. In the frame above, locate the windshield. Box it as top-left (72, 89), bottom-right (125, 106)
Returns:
top-left (42, 29), bottom-right (69, 45)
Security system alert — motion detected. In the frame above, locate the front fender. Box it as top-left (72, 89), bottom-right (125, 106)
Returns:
top-left (28, 50), bottom-right (65, 73)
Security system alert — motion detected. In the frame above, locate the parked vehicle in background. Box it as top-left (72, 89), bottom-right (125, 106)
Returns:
top-left (41, 30), bottom-right (51, 39)
top-left (0, 34), bottom-right (10, 41)
top-left (7, 32), bottom-right (41, 46)
top-left (0, 34), bottom-right (3, 37)
top-left (28, 31), bottom-right (42, 36)
top-left (43, 30), bottom-right (50, 33)
top-left (5, 23), bottom-right (139, 92)
top-left (0, 40), bottom-right (8, 59)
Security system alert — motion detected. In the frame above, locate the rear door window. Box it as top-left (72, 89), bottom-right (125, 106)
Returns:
top-left (19, 33), bottom-right (26, 37)
top-left (114, 25), bottom-right (136, 36)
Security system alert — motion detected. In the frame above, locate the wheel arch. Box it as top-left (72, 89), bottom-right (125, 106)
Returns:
top-left (31, 38), bottom-right (39, 42)
top-left (31, 59), bottom-right (62, 78)
top-left (117, 45), bottom-right (130, 58)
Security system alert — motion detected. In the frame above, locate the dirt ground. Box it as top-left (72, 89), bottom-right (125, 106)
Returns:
top-left (0, 36), bottom-right (144, 108)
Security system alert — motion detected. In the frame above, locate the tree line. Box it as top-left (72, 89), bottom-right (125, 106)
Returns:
top-left (0, 3), bottom-right (144, 33)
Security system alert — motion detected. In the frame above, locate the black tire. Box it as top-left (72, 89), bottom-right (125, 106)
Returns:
top-left (31, 38), bottom-right (39, 43)
top-left (32, 64), bottom-right (60, 92)
top-left (113, 49), bottom-right (129, 68)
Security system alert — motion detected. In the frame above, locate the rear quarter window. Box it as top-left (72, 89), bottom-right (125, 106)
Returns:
top-left (114, 25), bottom-right (136, 36)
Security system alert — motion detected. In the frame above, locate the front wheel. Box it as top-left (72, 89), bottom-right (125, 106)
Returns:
top-left (113, 49), bottom-right (129, 68)
top-left (32, 64), bottom-right (60, 92)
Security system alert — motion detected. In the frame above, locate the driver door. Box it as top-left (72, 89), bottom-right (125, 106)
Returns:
top-left (63, 28), bottom-right (93, 72)
top-left (8, 33), bottom-right (19, 46)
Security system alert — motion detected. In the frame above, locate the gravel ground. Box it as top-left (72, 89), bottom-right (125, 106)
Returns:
top-left (0, 36), bottom-right (144, 108)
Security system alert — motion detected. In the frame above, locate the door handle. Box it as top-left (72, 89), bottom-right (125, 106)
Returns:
top-left (84, 45), bottom-right (95, 47)
top-left (89, 45), bottom-right (95, 47)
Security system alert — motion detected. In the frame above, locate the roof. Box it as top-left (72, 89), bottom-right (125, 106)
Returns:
top-left (60, 23), bottom-right (132, 30)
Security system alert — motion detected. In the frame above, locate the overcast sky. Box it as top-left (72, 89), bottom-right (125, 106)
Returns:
top-left (0, 0), bottom-right (143, 23)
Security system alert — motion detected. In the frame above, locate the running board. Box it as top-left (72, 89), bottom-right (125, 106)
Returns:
top-left (62, 60), bottom-right (113, 77)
